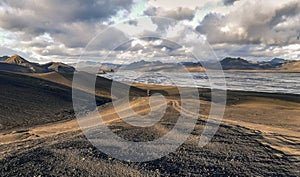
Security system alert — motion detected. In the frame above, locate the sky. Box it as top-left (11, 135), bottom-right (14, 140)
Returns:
top-left (0, 0), bottom-right (299, 63)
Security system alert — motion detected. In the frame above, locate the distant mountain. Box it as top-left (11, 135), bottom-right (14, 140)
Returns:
top-left (0, 54), bottom-right (75, 73)
top-left (258, 58), bottom-right (288, 68)
top-left (122, 60), bottom-right (185, 72)
top-left (5, 54), bottom-right (47, 72)
top-left (2, 54), bottom-right (296, 73)
top-left (203, 57), bottom-right (290, 70)
top-left (69, 61), bottom-right (119, 74)
top-left (220, 57), bottom-right (263, 70)
top-left (270, 58), bottom-right (287, 64)
top-left (118, 57), bottom-right (293, 72)
top-left (279, 60), bottom-right (300, 72)
top-left (179, 62), bottom-right (202, 67)
top-left (123, 60), bottom-right (160, 70)
top-left (5, 54), bottom-right (31, 65)
top-left (178, 57), bottom-right (292, 71)
top-left (41, 62), bottom-right (75, 73)
top-left (0, 56), bottom-right (9, 61)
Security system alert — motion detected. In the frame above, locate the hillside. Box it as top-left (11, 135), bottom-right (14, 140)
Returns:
top-left (0, 82), bottom-right (299, 176)
top-left (4, 54), bottom-right (46, 73)
top-left (28, 72), bottom-right (146, 99)
top-left (0, 56), bottom-right (9, 61)
top-left (279, 61), bottom-right (300, 72)
top-left (0, 54), bottom-right (75, 73)
top-left (0, 62), bottom-right (34, 73)
top-left (0, 71), bottom-right (108, 131)
top-left (0, 66), bottom-right (146, 131)
top-left (41, 62), bottom-right (75, 73)
top-left (5, 54), bottom-right (31, 65)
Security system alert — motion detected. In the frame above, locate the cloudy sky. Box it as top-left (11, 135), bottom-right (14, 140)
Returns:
top-left (0, 0), bottom-right (299, 63)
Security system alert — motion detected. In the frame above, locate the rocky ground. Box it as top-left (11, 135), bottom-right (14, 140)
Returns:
top-left (0, 98), bottom-right (299, 176)
top-left (0, 71), bottom-right (299, 176)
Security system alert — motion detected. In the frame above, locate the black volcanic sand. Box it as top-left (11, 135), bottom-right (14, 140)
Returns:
top-left (0, 71), bottom-right (299, 176)
top-left (0, 107), bottom-right (299, 176)
top-left (0, 71), bottom-right (109, 131)
top-left (0, 71), bottom-right (73, 130)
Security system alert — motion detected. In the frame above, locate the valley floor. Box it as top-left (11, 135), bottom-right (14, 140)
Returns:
top-left (0, 88), bottom-right (299, 176)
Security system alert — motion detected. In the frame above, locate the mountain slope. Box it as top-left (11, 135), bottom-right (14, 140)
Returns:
top-left (5, 54), bottom-right (31, 65)
top-left (0, 54), bottom-right (75, 73)
top-left (0, 56), bottom-right (9, 61)
top-left (0, 71), bottom-right (110, 131)
top-left (41, 62), bottom-right (75, 73)
top-left (220, 57), bottom-right (262, 70)
top-left (29, 71), bottom-right (147, 99)
top-left (0, 62), bottom-right (33, 73)
top-left (5, 54), bottom-right (47, 73)
top-left (279, 61), bottom-right (300, 72)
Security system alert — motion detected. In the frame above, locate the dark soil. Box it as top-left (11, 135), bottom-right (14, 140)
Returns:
top-left (0, 118), bottom-right (299, 176)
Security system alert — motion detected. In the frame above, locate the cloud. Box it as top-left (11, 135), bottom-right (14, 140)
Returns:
top-left (223, 0), bottom-right (239, 6)
top-left (0, 0), bottom-right (133, 23)
top-left (147, 0), bottom-right (221, 10)
top-left (116, 38), bottom-right (181, 54)
top-left (145, 7), bottom-right (195, 21)
top-left (86, 26), bottom-right (129, 51)
top-left (88, 37), bottom-right (192, 64)
top-left (0, 0), bottom-right (299, 62)
top-left (196, 0), bottom-right (300, 46)
top-left (0, 0), bottom-right (133, 38)
top-left (0, 46), bottom-right (29, 57)
top-left (0, 0), bottom-right (135, 62)
top-left (0, 0), bottom-right (133, 47)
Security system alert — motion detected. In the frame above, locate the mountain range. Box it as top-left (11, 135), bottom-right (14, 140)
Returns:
top-left (69, 61), bottom-right (120, 74)
top-left (0, 54), bottom-right (299, 73)
top-left (115, 57), bottom-right (299, 72)
top-left (0, 54), bottom-right (75, 73)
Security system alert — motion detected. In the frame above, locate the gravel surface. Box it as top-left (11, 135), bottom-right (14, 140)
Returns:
top-left (0, 118), bottom-right (299, 176)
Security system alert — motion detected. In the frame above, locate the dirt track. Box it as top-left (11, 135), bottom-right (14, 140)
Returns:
top-left (0, 71), bottom-right (299, 176)
top-left (0, 96), bottom-right (299, 176)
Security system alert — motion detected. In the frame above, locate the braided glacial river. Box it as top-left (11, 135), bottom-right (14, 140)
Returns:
top-left (102, 71), bottom-right (300, 95)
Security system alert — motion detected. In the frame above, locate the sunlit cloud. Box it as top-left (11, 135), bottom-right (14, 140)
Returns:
top-left (0, 0), bottom-right (299, 62)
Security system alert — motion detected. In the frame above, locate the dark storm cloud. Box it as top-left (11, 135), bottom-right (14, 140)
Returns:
top-left (270, 1), bottom-right (300, 27)
top-left (0, 0), bottom-right (133, 23)
top-left (0, 0), bottom-right (133, 48)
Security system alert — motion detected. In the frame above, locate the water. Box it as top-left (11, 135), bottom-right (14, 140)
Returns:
top-left (102, 71), bottom-right (300, 95)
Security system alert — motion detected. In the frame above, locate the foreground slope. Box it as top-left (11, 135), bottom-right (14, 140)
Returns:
top-left (0, 71), bottom-right (111, 131)
top-left (28, 71), bottom-right (147, 99)
top-left (0, 69), bottom-right (146, 131)
top-left (0, 93), bottom-right (299, 176)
